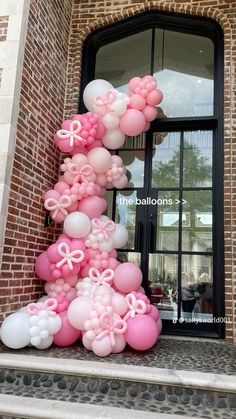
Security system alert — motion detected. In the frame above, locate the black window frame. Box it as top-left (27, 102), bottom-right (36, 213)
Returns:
top-left (79, 10), bottom-right (224, 338)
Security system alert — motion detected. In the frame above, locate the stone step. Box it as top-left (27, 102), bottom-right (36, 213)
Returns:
top-left (0, 353), bottom-right (236, 419)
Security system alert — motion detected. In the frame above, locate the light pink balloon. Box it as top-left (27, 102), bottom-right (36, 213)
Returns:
top-left (125, 314), bottom-right (158, 350)
top-left (142, 105), bottom-right (158, 122)
top-left (82, 333), bottom-right (93, 350)
top-left (128, 77), bottom-right (142, 93)
top-left (53, 311), bottom-right (81, 346)
top-left (35, 252), bottom-right (54, 282)
top-left (54, 182), bottom-right (69, 194)
top-left (144, 121), bottom-right (151, 132)
top-left (92, 335), bottom-right (112, 357)
top-left (78, 196), bottom-right (107, 219)
top-left (112, 175), bottom-right (128, 189)
top-left (67, 296), bottom-right (93, 330)
top-left (146, 89), bottom-right (163, 106)
top-left (120, 109), bottom-right (146, 136)
top-left (112, 293), bottom-right (128, 316)
top-left (87, 147), bottom-right (112, 174)
top-left (130, 94), bottom-right (146, 110)
top-left (114, 263), bottom-right (142, 293)
top-left (102, 129), bottom-right (125, 150)
top-left (112, 334), bottom-right (126, 353)
top-left (96, 121), bottom-right (106, 139)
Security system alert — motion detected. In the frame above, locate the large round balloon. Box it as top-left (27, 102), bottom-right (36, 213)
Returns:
top-left (87, 147), bottom-right (112, 174)
top-left (35, 252), bottom-right (54, 282)
top-left (0, 311), bottom-right (30, 349)
top-left (114, 262), bottom-right (142, 293)
top-left (120, 109), bottom-right (146, 136)
top-left (64, 211), bottom-right (91, 238)
top-left (67, 296), bottom-right (93, 330)
top-left (125, 314), bottom-right (158, 350)
top-left (83, 79), bottom-right (114, 113)
top-left (53, 311), bottom-right (81, 346)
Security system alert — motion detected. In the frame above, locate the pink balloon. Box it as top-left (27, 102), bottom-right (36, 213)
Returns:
top-left (82, 333), bottom-right (93, 350)
top-left (112, 334), bottom-right (126, 353)
top-left (67, 296), bottom-right (93, 330)
top-left (54, 182), bottom-right (69, 194)
top-left (143, 121), bottom-right (150, 132)
top-left (120, 109), bottom-right (146, 136)
top-left (53, 311), bottom-right (81, 346)
top-left (125, 314), bottom-right (158, 350)
top-left (78, 196), bottom-right (107, 219)
top-left (146, 89), bottom-right (163, 106)
top-left (128, 77), bottom-right (142, 93)
top-left (142, 105), bottom-right (158, 122)
top-left (112, 175), bottom-right (128, 189)
top-left (35, 252), bottom-right (54, 282)
top-left (87, 147), bottom-right (112, 174)
top-left (149, 305), bottom-right (160, 322)
top-left (92, 335), bottom-right (112, 357)
top-left (114, 263), bottom-right (142, 293)
top-left (112, 293), bottom-right (127, 316)
top-left (130, 94), bottom-right (146, 110)
top-left (96, 121), bottom-right (106, 139)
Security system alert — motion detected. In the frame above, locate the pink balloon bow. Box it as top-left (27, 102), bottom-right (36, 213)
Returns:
top-left (93, 91), bottom-right (116, 115)
top-left (89, 267), bottom-right (114, 287)
top-left (57, 120), bottom-right (83, 147)
top-left (56, 242), bottom-right (84, 270)
top-left (95, 312), bottom-right (127, 347)
top-left (92, 218), bottom-right (115, 240)
top-left (123, 293), bottom-right (147, 321)
top-left (27, 298), bottom-right (58, 316)
top-left (44, 195), bottom-right (72, 218)
top-left (70, 164), bottom-right (94, 183)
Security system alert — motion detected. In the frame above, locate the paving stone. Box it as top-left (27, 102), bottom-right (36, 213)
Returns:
top-left (168, 395), bottom-right (178, 403)
top-left (110, 381), bottom-right (120, 390)
top-left (23, 373), bottom-right (32, 386)
top-left (57, 379), bottom-right (66, 389)
top-left (43, 380), bottom-right (53, 387)
top-left (229, 395), bottom-right (236, 409)
top-left (141, 392), bottom-right (151, 400)
top-left (154, 390), bottom-right (165, 401)
top-left (69, 379), bottom-right (78, 392)
top-left (99, 382), bottom-right (109, 394)
top-left (128, 385), bottom-right (138, 397)
top-left (87, 379), bottom-right (99, 393)
top-left (0, 371), bottom-right (5, 383)
top-left (192, 394), bottom-right (203, 406)
top-left (217, 399), bottom-right (227, 408)
top-left (5, 373), bottom-right (15, 383)
top-left (174, 387), bottom-right (183, 396)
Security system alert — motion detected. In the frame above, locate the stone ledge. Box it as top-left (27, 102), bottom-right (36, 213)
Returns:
top-left (0, 353), bottom-right (236, 394)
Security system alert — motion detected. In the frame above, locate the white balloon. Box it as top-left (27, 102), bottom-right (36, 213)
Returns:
top-left (102, 128), bottom-right (125, 150)
top-left (110, 224), bottom-right (129, 248)
top-left (83, 79), bottom-right (114, 112)
top-left (0, 311), bottom-right (30, 349)
top-left (102, 113), bottom-right (119, 130)
top-left (99, 238), bottom-right (114, 253)
top-left (64, 211), bottom-right (91, 238)
top-left (48, 315), bottom-right (62, 334)
top-left (109, 99), bottom-right (127, 116)
top-left (82, 333), bottom-right (93, 351)
top-left (68, 296), bottom-right (93, 330)
top-left (35, 335), bottom-right (53, 349)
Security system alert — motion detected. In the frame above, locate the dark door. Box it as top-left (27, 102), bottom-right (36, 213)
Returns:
top-left (107, 127), bottom-right (222, 338)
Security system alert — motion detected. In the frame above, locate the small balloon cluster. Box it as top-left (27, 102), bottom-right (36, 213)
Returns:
top-left (0, 75), bottom-right (163, 356)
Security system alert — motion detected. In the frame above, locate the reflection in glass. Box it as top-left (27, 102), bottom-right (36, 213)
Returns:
top-left (118, 251), bottom-right (141, 266)
top-left (152, 132), bottom-right (180, 188)
top-left (115, 191), bottom-right (137, 249)
top-left (156, 191), bottom-right (180, 251)
top-left (154, 30), bottom-right (214, 117)
top-left (181, 255), bottom-right (213, 320)
top-left (119, 150), bottom-right (145, 188)
top-left (183, 131), bottom-right (212, 187)
top-left (182, 191), bottom-right (212, 252)
top-left (149, 253), bottom-right (178, 320)
top-left (105, 190), bottom-right (114, 220)
top-left (95, 30), bottom-right (152, 90)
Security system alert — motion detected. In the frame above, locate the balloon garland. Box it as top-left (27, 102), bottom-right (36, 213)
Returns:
top-left (0, 75), bottom-right (163, 356)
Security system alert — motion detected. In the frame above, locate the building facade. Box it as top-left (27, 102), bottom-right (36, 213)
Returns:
top-left (0, 0), bottom-right (235, 343)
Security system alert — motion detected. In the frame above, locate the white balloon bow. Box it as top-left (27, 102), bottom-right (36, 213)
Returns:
top-left (57, 120), bottom-right (83, 147)
top-left (123, 293), bottom-right (147, 321)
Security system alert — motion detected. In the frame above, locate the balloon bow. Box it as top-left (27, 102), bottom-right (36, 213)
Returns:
top-left (57, 120), bottom-right (83, 147)
top-left (93, 91), bottom-right (116, 115)
top-left (95, 312), bottom-right (127, 347)
top-left (89, 267), bottom-right (114, 287)
top-left (56, 242), bottom-right (84, 270)
top-left (123, 293), bottom-right (147, 321)
top-left (44, 195), bottom-right (72, 218)
top-left (69, 164), bottom-right (94, 183)
top-left (92, 218), bottom-right (115, 240)
top-left (27, 298), bottom-right (58, 316)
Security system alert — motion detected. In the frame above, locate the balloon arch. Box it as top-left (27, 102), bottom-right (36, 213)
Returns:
top-left (0, 76), bottom-right (163, 357)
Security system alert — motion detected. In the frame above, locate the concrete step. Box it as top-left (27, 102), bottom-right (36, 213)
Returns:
top-left (0, 351), bottom-right (236, 419)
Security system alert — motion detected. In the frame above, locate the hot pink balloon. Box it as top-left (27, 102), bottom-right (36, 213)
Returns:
top-left (149, 305), bottom-right (160, 322)
top-left (120, 109), bottom-right (146, 137)
top-left (114, 263), bottom-right (142, 293)
top-left (78, 196), bottom-right (107, 219)
top-left (53, 311), bottom-right (81, 346)
top-left (35, 252), bottom-right (54, 282)
top-left (125, 314), bottom-right (158, 350)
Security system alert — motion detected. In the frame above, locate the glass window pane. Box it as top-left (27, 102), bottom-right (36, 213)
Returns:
top-left (182, 191), bottom-right (212, 252)
top-left (115, 191), bottom-right (137, 249)
top-left (181, 255), bottom-right (213, 320)
top-left (95, 30), bottom-right (152, 91)
top-left (154, 29), bottom-right (214, 117)
top-left (149, 253), bottom-right (178, 320)
top-left (119, 150), bottom-right (145, 188)
top-left (183, 131), bottom-right (213, 187)
top-left (156, 191), bottom-right (180, 251)
top-left (152, 132), bottom-right (180, 188)
top-left (118, 251), bottom-right (141, 266)
top-left (105, 190), bottom-right (114, 219)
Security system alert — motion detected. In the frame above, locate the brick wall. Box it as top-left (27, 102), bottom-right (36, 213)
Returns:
top-left (0, 16), bottom-right (8, 42)
top-left (0, 0), bottom-right (73, 320)
top-left (64, 0), bottom-right (236, 343)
